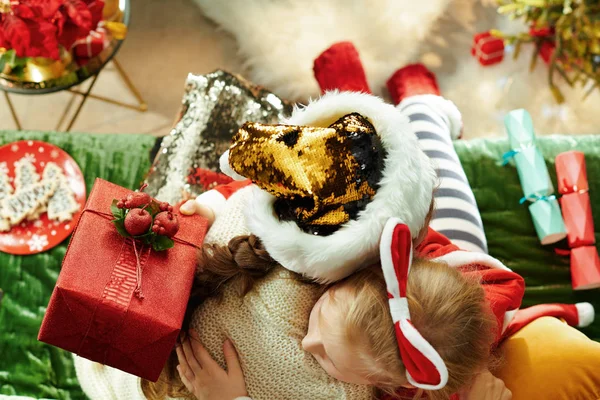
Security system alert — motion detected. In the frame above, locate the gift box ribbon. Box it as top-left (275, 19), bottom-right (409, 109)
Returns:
top-left (472, 35), bottom-right (505, 61)
top-left (520, 194), bottom-right (557, 204)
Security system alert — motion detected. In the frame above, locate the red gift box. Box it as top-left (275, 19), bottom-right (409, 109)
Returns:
top-left (72, 29), bottom-right (108, 59)
top-left (570, 246), bottom-right (600, 290)
top-left (560, 192), bottom-right (595, 248)
top-left (38, 178), bottom-right (207, 381)
top-left (471, 31), bottom-right (505, 66)
top-left (555, 151), bottom-right (589, 194)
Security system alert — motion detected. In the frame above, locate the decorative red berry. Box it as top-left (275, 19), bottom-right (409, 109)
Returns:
top-left (124, 208), bottom-right (153, 236)
top-left (117, 199), bottom-right (125, 209)
top-left (122, 192), bottom-right (151, 209)
top-left (158, 201), bottom-right (173, 212)
top-left (152, 211), bottom-right (179, 238)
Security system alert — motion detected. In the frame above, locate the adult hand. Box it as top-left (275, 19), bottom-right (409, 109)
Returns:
top-left (176, 329), bottom-right (248, 400)
top-left (460, 369), bottom-right (512, 400)
top-left (179, 200), bottom-right (215, 226)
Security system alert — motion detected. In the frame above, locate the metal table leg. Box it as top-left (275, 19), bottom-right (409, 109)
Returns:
top-left (3, 91), bottom-right (22, 130)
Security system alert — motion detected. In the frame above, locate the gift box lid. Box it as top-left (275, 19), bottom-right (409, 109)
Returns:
top-left (555, 150), bottom-right (589, 194)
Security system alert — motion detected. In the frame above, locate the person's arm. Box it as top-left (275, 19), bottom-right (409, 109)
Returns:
top-left (176, 329), bottom-right (250, 400)
top-left (180, 180), bottom-right (252, 224)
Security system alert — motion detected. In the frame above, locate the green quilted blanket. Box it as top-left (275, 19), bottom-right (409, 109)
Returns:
top-left (0, 131), bottom-right (598, 399)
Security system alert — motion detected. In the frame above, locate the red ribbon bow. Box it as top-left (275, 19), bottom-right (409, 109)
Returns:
top-left (380, 218), bottom-right (449, 390)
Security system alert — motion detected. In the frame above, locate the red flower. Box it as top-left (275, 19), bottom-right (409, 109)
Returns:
top-left (2, 14), bottom-right (32, 57)
top-left (540, 41), bottom-right (556, 64)
top-left (64, 0), bottom-right (92, 31)
top-left (529, 25), bottom-right (555, 38)
top-left (58, 0), bottom-right (104, 50)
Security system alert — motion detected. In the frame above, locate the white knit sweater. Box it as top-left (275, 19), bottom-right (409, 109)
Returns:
top-left (74, 186), bottom-right (372, 400)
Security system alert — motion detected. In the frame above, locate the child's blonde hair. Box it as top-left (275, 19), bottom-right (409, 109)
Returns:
top-left (142, 235), bottom-right (496, 400)
top-left (331, 260), bottom-right (496, 400)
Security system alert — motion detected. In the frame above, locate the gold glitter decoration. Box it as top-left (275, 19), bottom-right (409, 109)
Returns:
top-left (144, 71), bottom-right (292, 204)
top-left (229, 113), bottom-right (385, 236)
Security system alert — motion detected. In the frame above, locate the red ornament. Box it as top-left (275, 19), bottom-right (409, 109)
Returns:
top-left (122, 191), bottom-right (151, 209)
top-left (386, 63), bottom-right (440, 105)
top-left (471, 31), bottom-right (505, 66)
top-left (124, 208), bottom-right (153, 236)
top-left (529, 26), bottom-right (554, 38)
top-left (38, 179), bottom-right (208, 381)
top-left (158, 201), bottom-right (173, 212)
top-left (152, 211), bottom-right (180, 238)
top-left (539, 41), bottom-right (556, 64)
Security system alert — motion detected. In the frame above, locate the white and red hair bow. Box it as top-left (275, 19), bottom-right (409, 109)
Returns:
top-left (380, 218), bottom-right (449, 390)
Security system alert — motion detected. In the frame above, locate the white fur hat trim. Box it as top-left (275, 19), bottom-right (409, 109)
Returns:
top-left (224, 91), bottom-right (437, 283)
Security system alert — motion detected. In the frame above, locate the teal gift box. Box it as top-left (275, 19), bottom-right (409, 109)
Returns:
top-left (529, 197), bottom-right (567, 245)
top-left (505, 108), bottom-right (536, 148)
top-left (514, 146), bottom-right (554, 197)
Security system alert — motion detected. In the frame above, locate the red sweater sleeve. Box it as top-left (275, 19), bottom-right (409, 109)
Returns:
top-left (458, 266), bottom-right (525, 343)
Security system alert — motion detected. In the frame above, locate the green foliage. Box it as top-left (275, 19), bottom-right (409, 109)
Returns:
top-left (0, 49), bottom-right (28, 78)
top-left (494, 0), bottom-right (600, 102)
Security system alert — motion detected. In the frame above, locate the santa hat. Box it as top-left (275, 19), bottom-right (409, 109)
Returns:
top-left (220, 91), bottom-right (436, 283)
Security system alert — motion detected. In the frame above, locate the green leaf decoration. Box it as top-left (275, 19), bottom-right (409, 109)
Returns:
top-left (152, 235), bottom-right (174, 252)
top-left (110, 199), bottom-right (123, 219)
top-left (112, 219), bottom-right (130, 238)
top-left (146, 200), bottom-right (161, 217)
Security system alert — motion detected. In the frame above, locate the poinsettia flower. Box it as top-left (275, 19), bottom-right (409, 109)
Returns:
top-left (2, 14), bottom-right (32, 57)
top-left (12, 0), bottom-right (63, 20)
top-left (26, 19), bottom-right (60, 59)
top-left (64, 0), bottom-right (92, 31)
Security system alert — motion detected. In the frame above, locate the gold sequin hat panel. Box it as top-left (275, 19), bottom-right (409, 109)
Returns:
top-left (229, 113), bottom-right (385, 236)
top-left (224, 91), bottom-right (437, 283)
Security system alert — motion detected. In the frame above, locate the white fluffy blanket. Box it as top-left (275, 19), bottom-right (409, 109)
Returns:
top-left (195, 0), bottom-right (600, 137)
top-left (194, 0), bottom-right (454, 101)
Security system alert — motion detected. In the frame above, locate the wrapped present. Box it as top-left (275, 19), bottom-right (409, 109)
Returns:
top-left (560, 192), bottom-right (595, 248)
top-left (72, 29), bottom-right (109, 59)
top-left (38, 178), bottom-right (207, 382)
top-left (471, 31), bottom-right (505, 66)
top-left (143, 70), bottom-right (292, 204)
top-left (504, 109), bottom-right (566, 244)
top-left (570, 246), bottom-right (600, 290)
top-left (528, 196), bottom-right (567, 245)
top-left (556, 151), bottom-right (595, 248)
top-left (514, 147), bottom-right (554, 198)
top-left (504, 109), bottom-right (554, 198)
top-left (555, 151), bottom-right (589, 194)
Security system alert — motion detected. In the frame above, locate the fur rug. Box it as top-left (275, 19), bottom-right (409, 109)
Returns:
top-left (193, 0), bottom-right (454, 101)
top-left (195, 0), bottom-right (600, 137)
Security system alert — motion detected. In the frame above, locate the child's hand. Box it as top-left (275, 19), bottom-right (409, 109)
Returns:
top-left (180, 200), bottom-right (215, 226)
top-left (460, 370), bottom-right (512, 400)
top-left (176, 329), bottom-right (248, 400)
